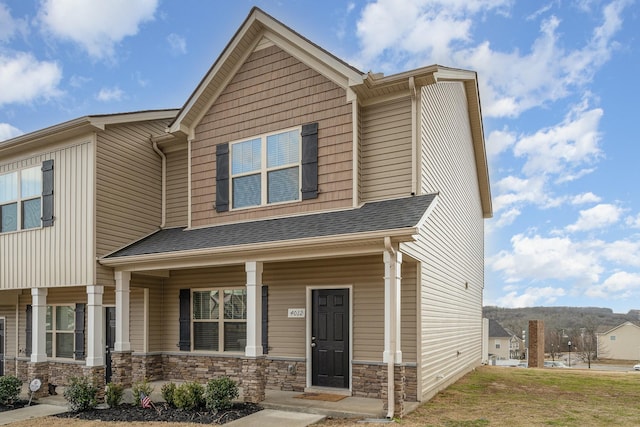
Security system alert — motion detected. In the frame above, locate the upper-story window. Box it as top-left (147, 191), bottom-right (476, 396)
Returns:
top-left (215, 123), bottom-right (318, 213)
top-left (230, 128), bottom-right (301, 209)
top-left (0, 166), bottom-right (42, 232)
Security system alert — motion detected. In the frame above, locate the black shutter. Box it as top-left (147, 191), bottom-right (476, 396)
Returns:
top-left (41, 159), bottom-right (54, 227)
top-left (301, 123), bottom-right (318, 200)
top-left (179, 289), bottom-right (191, 351)
top-left (215, 143), bottom-right (229, 212)
top-left (25, 305), bottom-right (32, 357)
top-left (74, 303), bottom-right (85, 360)
top-left (262, 286), bottom-right (268, 354)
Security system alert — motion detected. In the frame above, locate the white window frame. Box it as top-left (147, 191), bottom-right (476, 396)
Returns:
top-left (46, 305), bottom-right (75, 359)
top-left (191, 287), bottom-right (247, 353)
top-left (229, 127), bottom-right (302, 210)
top-left (0, 165), bottom-right (42, 233)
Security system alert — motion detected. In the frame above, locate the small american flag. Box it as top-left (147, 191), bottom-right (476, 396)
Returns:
top-left (140, 392), bottom-right (152, 409)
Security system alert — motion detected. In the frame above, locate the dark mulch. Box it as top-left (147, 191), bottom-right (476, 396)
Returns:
top-left (0, 400), bottom-right (37, 412)
top-left (54, 402), bottom-right (262, 425)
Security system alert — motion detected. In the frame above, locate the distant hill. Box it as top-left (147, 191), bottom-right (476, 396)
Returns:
top-left (483, 306), bottom-right (640, 337)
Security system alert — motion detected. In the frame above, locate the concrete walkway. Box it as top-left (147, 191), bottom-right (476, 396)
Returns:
top-left (0, 403), bottom-right (67, 426)
top-left (225, 409), bottom-right (325, 427)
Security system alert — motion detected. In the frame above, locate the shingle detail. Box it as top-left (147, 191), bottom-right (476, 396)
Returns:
top-left (106, 194), bottom-right (436, 258)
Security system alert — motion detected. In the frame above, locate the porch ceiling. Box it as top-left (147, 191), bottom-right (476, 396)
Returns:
top-left (100, 194), bottom-right (436, 271)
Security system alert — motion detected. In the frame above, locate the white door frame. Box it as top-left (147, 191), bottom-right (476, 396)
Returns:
top-left (305, 285), bottom-right (353, 391)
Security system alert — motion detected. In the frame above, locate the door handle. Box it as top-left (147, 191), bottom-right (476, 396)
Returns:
top-left (311, 343), bottom-right (316, 348)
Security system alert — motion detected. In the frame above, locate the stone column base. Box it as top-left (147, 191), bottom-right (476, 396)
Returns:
top-left (111, 351), bottom-right (133, 387)
top-left (84, 366), bottom-right (106, 401)
top-left (381, 365), bottom-right (406, 417)
top-left (242, 357), bottom-right (266, 403)
top-left (27, 362), bottom-right (50, 399)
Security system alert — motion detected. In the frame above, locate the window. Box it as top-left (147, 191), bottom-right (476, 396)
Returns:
top-left (0, 166), bottom-right (42, 232)
top-left (495, 343), bottom-right (501, 349)
top-left (230, 128), bottom-right (300, 209)
top-left (46, 305), bottom-right (75, 358)
top-left (192, 289), bottom-right (247, 352)
top-left (610, 336), bottom-right (616, 341)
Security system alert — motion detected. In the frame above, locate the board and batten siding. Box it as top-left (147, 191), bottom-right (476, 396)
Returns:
top-left (0, 304), bottom-right (17, 366)
top-left (165, 149), bottom-right (188, 228)
top-left (0, 140), bottom-right (95, 290)
top-left (402, 81), bottom-right (484, 401)
top-left (360, 98), bottom-right (413, 201)
top-left (191, 44), bottom-right (353, 227)
top-left (95, 120), bottom-right (169, 286)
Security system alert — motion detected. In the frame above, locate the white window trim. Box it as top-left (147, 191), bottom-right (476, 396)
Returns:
top-left (46, 304), bottom-right (75, 359)
top-left (0, 165), bottom-right (42, 233)
top-left (229, 126), bottom-right (302, 210)
top-left (191, 287), bottom-right (247, 353)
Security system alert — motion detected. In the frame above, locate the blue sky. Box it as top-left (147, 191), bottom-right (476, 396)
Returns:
top-left (1, 1), bottom-right (638, 313)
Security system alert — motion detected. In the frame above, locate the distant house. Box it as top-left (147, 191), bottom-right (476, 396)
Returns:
top-left (0, 7), bottom-right (492, 417)
top-left (596, 322), bottom-right (640, 361)
top-left (488, 320), bottom-right (512, 360)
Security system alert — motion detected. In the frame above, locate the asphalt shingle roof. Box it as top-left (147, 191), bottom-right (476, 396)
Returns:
top-left (489, 319), bottom-right (512, 338)
top-left (106, 194), bottom-right (436, 259)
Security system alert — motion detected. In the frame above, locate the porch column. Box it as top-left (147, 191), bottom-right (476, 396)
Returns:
top-left (114, 271), bottom-right (131, 352)
top-left (383, 250), bottom-right (403, 363)
top-left (30, 288), bottom-right (48, 363)
top-left (86, 285), bottom-right (104, 366)
top-left (245, 261), bottom-right (263, 357)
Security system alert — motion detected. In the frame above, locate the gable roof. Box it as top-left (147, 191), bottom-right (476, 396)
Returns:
top-left (0, 109), bottom-right (178, 157)
top-left (489, 319), bottom-right (512, 338)
top-left (168, 7), bottom-right (491, 218)
top-left (597, 321), bottom-right (640, 336)
top-left (101, 194), bottom-right (437, 270)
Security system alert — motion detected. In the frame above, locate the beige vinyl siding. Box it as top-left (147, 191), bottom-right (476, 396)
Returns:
top-left (191, 44), bottom-right (353, 227)
top-left (130, 274), bottom-right (164, 353)
top-left (161, 266), bottom-right (246, 352)
top-left (165, 149), bottom-right (188, 228)
top-left (0, 303), bottom-right (17, 365)
top-left (597, 323), bottom-right (640, 360)
top-left (159, 257), bottom-right (416, 362)
top-left (403, 81), bottom-right (484, 401)
top-left (360, 98), bottom-right (413, 201)
top-left (96, 120), bottom-right (169, 286)
top-left (263, 256), bottom-right (417, 363)
top-left (0, 140), bottom-right (95, 290)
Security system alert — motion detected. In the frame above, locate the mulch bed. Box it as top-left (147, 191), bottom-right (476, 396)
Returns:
top-left (0, 400), bottom-right (37, 412)
top-left (53, 402), bottom-right (262, 425)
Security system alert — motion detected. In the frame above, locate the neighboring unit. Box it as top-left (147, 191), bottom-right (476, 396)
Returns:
top-left (487, 319), bottom-right (513, 360)
top-left (0, 8), bottom-right (491, 416)
top-left (596, 322), bottom-right (640, 361)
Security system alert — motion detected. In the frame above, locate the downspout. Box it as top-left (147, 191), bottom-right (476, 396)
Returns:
top-left (384, 236), bottom-right (396, 419)
top-left (151, 137), bottom-right (166, 228)
top-left (409, 77), bottom-right (417, 196)
top-left (15, 298), bottom-right (19, 376)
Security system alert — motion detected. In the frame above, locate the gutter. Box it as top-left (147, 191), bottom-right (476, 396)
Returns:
top-left (151, 136), bottom-right (167, 228)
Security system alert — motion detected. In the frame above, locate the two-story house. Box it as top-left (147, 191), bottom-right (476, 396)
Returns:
top-left (0, 8), bottom-right (491, 417)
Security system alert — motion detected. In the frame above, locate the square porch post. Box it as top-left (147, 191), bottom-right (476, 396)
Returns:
top-left (29, 288), bottom-right (49, 398)
top-left (114, 271), bottom-right (131, 352)
top-left (245, 261), bottom-right (263, 357)
top-left (86, 285), bottom-right (104, 366)
top-left (383, 250), bottom-right (402, 364)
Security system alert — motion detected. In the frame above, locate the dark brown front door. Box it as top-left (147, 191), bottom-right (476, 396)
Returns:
top-left (311, 289), bottom-right (349, 388)
top-left (105, 307), bottom-right (116, 383)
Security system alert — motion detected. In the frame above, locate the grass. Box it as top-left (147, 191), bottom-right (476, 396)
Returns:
top-left (319, 366), bottom-right (640, 426)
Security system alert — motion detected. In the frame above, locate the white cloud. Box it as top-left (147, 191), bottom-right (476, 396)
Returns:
top-left (167, 33), bottom-right (186, 55)
top-left (586, 271), bottom-right (640, 299)
top-left (565, 203), bottom-right (623, 232)
top-left (0, 123), bottom-right (23, 141)
top-left (0, 3), bottom-right (28, 43)
top-left (625, 214), bottom-right (640, 229)
top-left (489, 233), bottom-right (603, 284)
top-left (96, 86), bottom-right (124, 102)
top-left (0, 52), bottom-right (62, 106)
top-left (486, 128), bottom-right (516, 158)
top-left (571, 192), bottom-right (601, 205)
top-left (354, 0), bottom-right (631, 118)
top-left (601, 240), bottom-right (640, 268)
top-left (497, 286), bottom-right (566, 308)
top-left (495, 207), bottom-right (521, 228)
top-left (513, 104), bottom-right (603, 178)
top-left (38, 0), bottom-right (158, 59)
